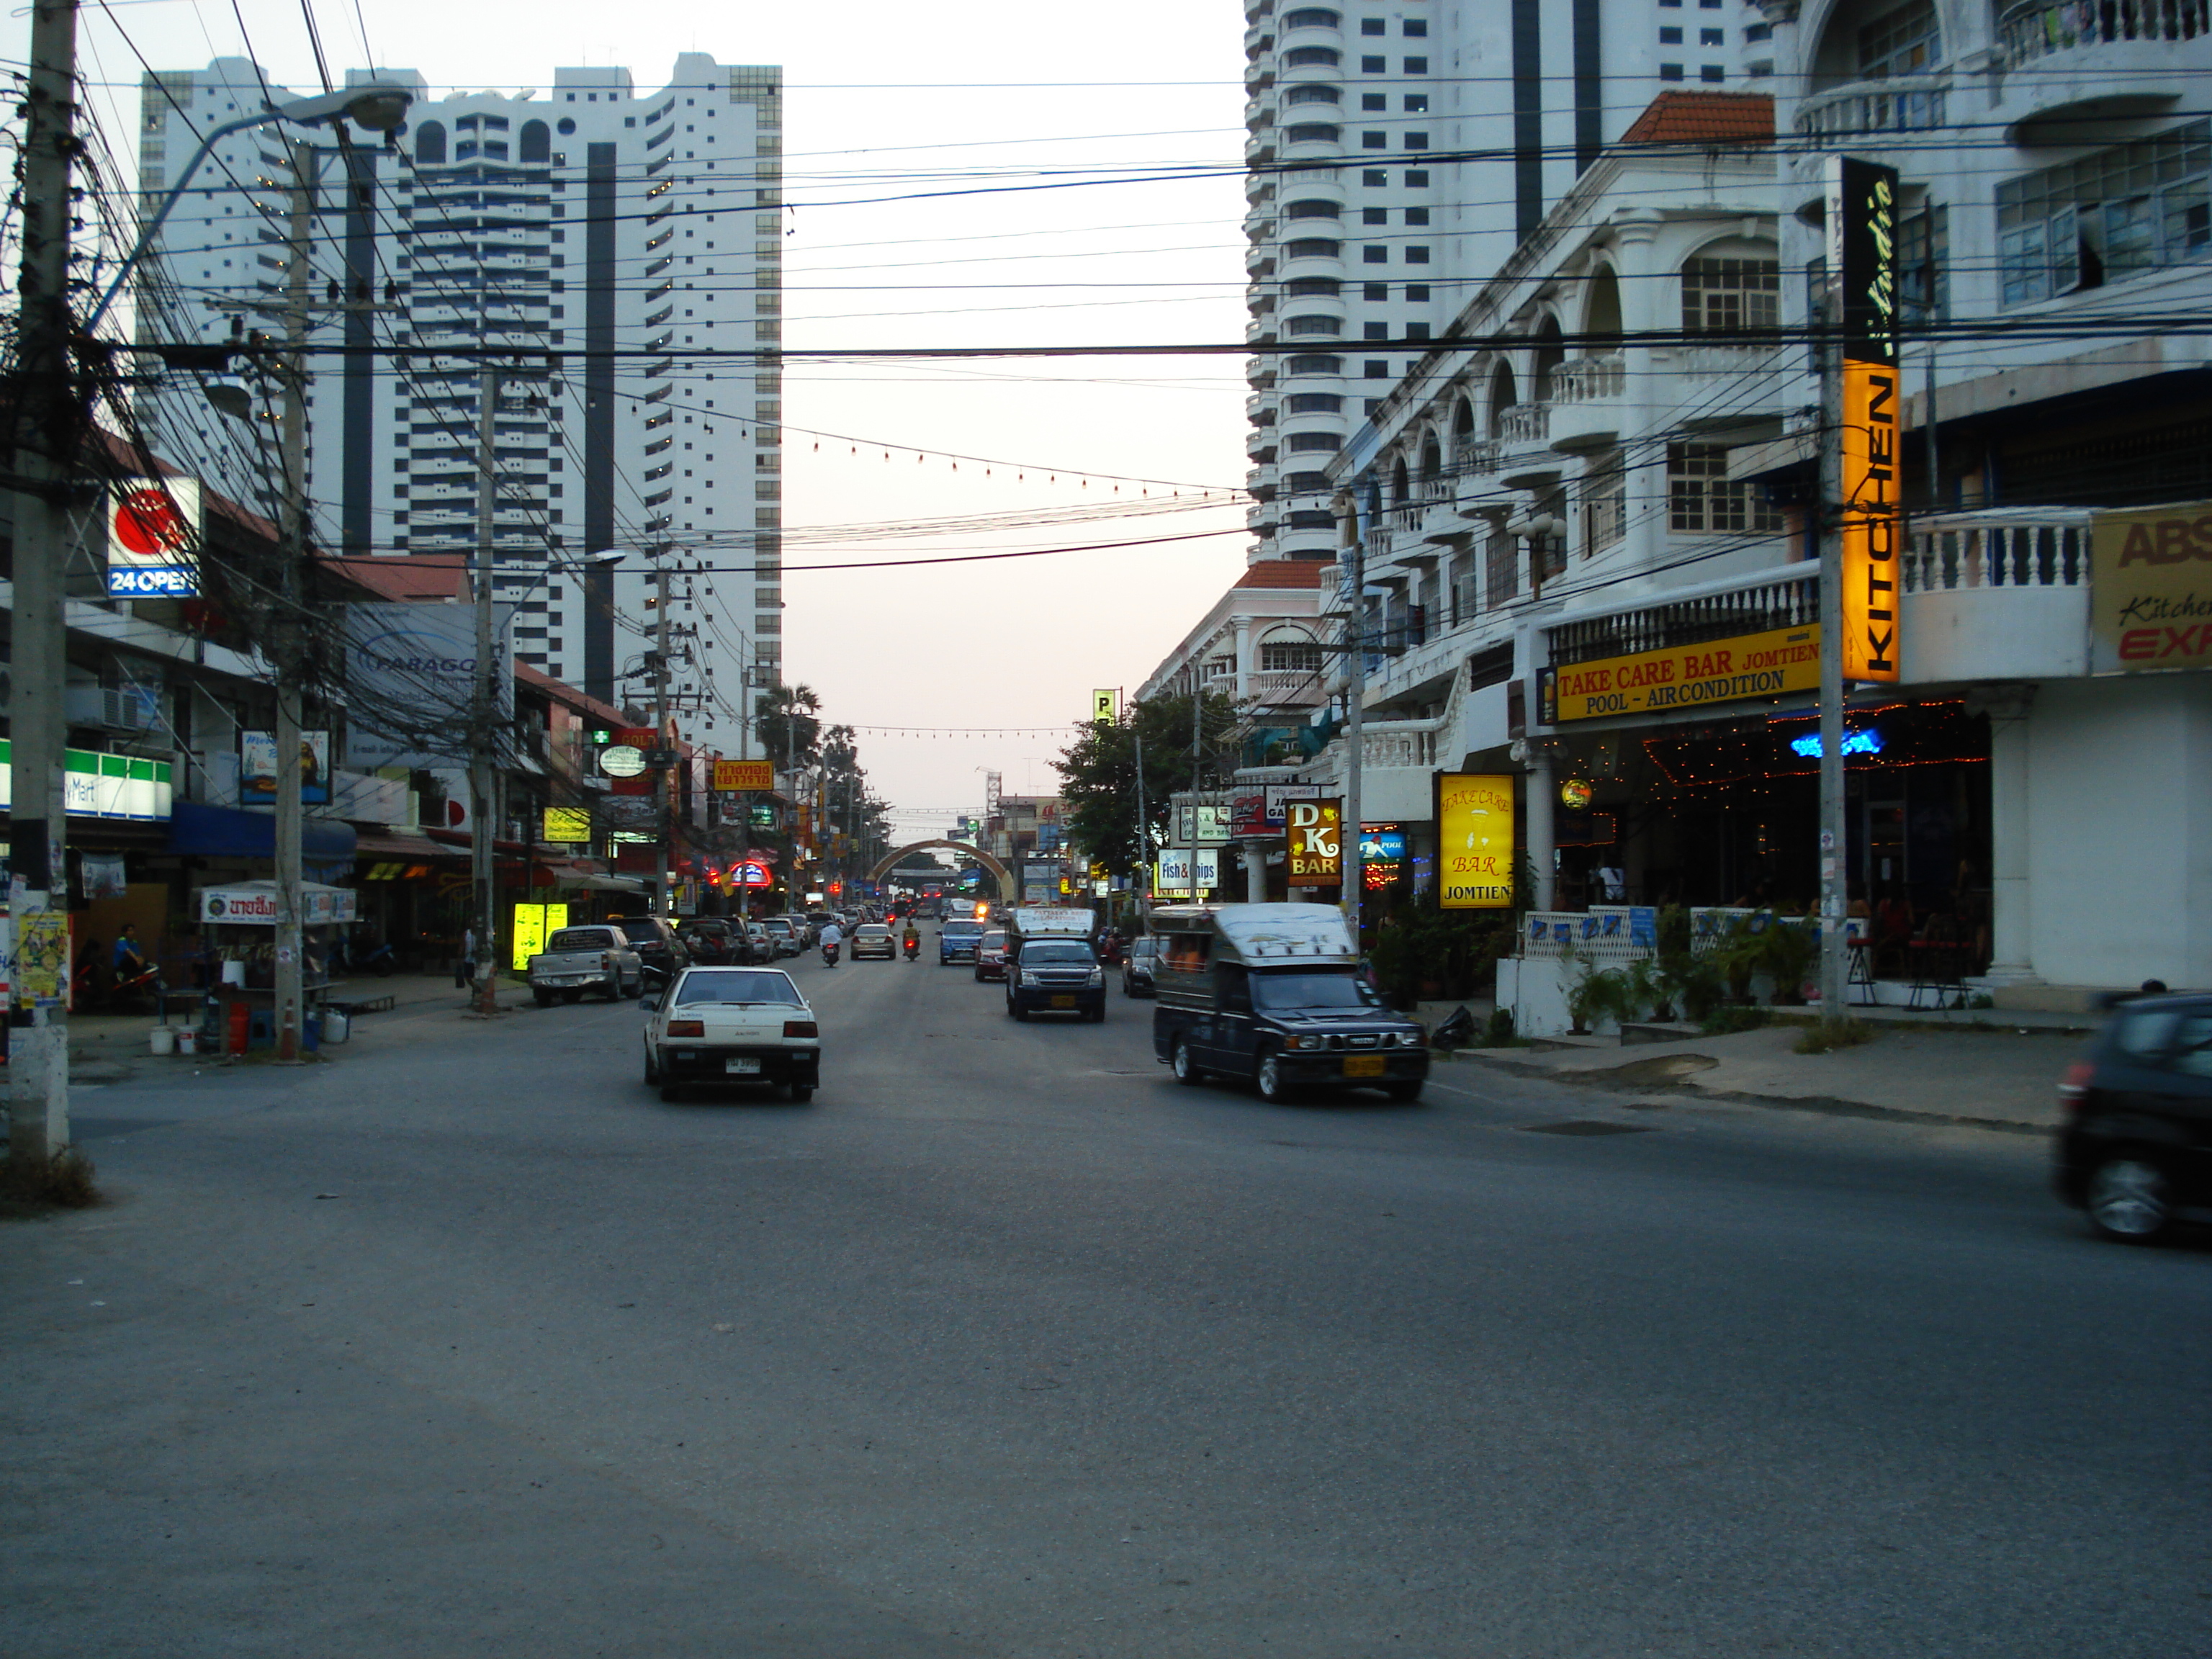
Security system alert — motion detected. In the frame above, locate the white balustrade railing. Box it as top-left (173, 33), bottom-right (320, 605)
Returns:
top-left (1498, 403), bottom-right (1551, 445)
top-left (1361, 724), bottom-right (1439, 770)
top-left (1794, 74), bottom-right (1950, 139)
top-left (2001, 0), bottom-right (2208, 62)
top-left (1550, 354), bottom-right (1625, 404)
top-left (1902, 513), bottom-right (2093, 593)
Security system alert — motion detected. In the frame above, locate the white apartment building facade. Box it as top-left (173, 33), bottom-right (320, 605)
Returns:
top-left (1241, 0), bottom-right (1779, 565)
top-left (133, 54), bottom-right (783, 730)
top-left (1292, 0), bottom-right (2212, 1010)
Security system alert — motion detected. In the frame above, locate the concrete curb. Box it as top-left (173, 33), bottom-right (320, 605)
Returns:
top-left (1442, 1047), bottom-right (2051, 1136)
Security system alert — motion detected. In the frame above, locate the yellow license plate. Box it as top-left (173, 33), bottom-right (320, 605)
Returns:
top-left (1051, 995), bottom-right (1077, 1008)
top-left (1342, 1055), bottom-right (1386, 1077)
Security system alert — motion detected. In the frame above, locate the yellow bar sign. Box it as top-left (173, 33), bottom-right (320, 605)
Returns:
top-left (1840, 359), bottom-right (1903, 682)
top-left (712, 758), bottom-right (775, 792)
top-left (1437, 773), bottom-right (1515, 909)
top-left (1542, 624), bottom-right (1821, 723)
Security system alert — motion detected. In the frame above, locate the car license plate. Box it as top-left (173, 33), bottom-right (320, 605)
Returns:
top-left (1343, 1055), bottom-right (1386, 1077)
top-left (1051, 995), bottom-right (1076, 1008)
top-left (724, 1057), bottom-right (762, 1074)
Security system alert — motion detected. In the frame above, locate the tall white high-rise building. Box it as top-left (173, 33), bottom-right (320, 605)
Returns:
top-left (1241, 0), bottom-right (1771, 564)
top-left (132, 53), bottom-right (783, 726)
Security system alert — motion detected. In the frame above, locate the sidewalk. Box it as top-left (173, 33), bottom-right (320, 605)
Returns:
top-left (54, 971), bottom-right (496, 1084)
top-left (1448, 1018), bottom-right (2087, 1132)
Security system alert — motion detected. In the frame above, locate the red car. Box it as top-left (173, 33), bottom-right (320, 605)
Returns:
top-left (973, 928), bottom-right (1011, 983)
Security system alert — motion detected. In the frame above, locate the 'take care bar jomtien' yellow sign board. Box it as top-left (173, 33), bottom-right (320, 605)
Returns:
top-left (1541, 624), bottom-right (1822, 724)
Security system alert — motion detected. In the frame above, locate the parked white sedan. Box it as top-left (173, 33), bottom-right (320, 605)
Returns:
top-left (641, 966), bottom-right (820, 1102)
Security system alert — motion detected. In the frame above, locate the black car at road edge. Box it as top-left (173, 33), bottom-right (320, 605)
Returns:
top-left (2054, 992), bottom-right (2212, 1244)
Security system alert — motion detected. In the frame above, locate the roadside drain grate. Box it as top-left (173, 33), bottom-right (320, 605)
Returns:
top-left (1516, 1120), bottom-right (1658, 1137)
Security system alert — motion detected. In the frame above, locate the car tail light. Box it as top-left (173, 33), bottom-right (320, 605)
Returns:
top-left (2058, 1059), bottom-right (2094, 1117)
top-left (783, 1020), bottom-right (817, 1038)
top-left (602, 952), bottom-right (613, 969)
top-left (666, 1020), bottom-right (704, 1038)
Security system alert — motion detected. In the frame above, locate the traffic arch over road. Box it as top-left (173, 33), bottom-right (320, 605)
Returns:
top-left (868, 840), bottom-right (1010, 891)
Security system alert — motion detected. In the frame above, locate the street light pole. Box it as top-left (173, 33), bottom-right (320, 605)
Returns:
top-left (8, 0), bottom-right (81, 1179)
top-left (652, 558), bottom-right (673, 917)
top-left (471, 364), bottom-right (507, 1015)
top-left (1336, 490), bottom-right (1367, 944)
top-left (270, 137), bottom-right (315, 1062)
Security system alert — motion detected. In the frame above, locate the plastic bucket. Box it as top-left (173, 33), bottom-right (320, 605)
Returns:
top-left (176, 1028), bottom-right (199, 1056)
top-left (220, 959), bottom-right (247, 988)
top-left (149, 1026), bottom-right (176, 1056)
top-left (323, 1009), bottom-right (350, 1044)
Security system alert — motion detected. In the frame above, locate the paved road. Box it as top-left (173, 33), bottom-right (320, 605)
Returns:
top-left (6, 950), bottom-right (2208, 1658)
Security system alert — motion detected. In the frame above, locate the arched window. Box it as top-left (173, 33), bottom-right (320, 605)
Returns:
top-left (1488, 361), bottom-right (1518, 431)
top-left (1583, 266), bottom-right (1623, 346)
top-left (413, 120), bottom-right (446, 164)
top-left (1390, 454), bottom-right (1411, 504)
top-left (1531, 318), bottom-right (1566, 402)
top-left (1419, 434), bottom-right (1442, 484)
top-left (1452, 395), bottom-right (1475, 446)
top-left (519, 120), bottom-right (551, 162)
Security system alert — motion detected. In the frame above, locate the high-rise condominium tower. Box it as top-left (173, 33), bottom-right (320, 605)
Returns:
top-left (133, 53), bottom-right (783, 724)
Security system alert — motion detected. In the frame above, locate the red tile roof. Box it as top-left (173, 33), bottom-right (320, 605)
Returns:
top-left (513, 659), bottom-right (631, 727)
top-left (318, 553), bottom-right (469, 603)
top-left (1235, 557), bottom-right (1335, 590)
top-left (1619, 91), bottom-right (1775, 148)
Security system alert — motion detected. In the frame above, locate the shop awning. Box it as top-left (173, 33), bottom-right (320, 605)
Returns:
top-left (352, 828), bottom-right (461, 862)
top-left (168, 800), bottom-right (358, 863)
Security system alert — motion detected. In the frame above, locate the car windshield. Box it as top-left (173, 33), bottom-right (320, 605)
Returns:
top-left (673, 970), bottom-right (803, 1006)
top-left (1251, 970), bottom-right (1376, 1010)
top-left (1022, 940), bottom-right (1094, 965)
top-left (546, 929), bottom-right (612, 952)
top-left (943, 922), bottom-right (984, 938)
top-left (611, 919), bottom-right (661, 943)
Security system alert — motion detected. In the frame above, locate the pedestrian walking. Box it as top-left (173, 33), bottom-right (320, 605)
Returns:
top-left (456, 925), bottom-right (477, 989)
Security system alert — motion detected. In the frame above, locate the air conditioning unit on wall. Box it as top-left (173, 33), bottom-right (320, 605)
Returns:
top-left (64, 683), bottom-right (159, 733)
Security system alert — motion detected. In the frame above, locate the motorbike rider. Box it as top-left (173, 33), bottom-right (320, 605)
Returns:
top-left (901, 918), bottom-right (921, 960)
top-left (113, 922), bottom-right (151, 984)
top-left (819, 916), bottom-right (844, 966)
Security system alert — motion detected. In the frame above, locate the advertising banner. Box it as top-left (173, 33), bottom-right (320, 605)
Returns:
top-left (2090, 501), bottom-right (2212, 673)
top-left (1229, 792), bottom-right (1268, 838)
top-left (341, 603), bottom-right (513, 769)
top-left (712, 758), bottom-right (775, 792)
top-left (1285, 798), bottom-right (1342, 888)
top-left (1092, 688), bottom-right (1118, 724)
top-left (541, 806), bottom-right (592, 843)
top-left (510, 902), bottom-right (569, 972)
top-left (107, 477), bottom-right (201, 598)
top-left (1264, 783), bottom-right (1321, 826)
top-left (1437, 773), bottom-right (1516, 909)
top-left (1172, 803), bottom-right (1230, 846)
top-left (1540, 625), bottom-right (1821, 723)
top-left (241, 730), bottom-right (331, 804)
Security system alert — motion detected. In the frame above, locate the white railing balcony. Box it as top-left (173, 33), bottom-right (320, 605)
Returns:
top-left (1550, 354), bottom-right (1624, 405)
top-left (2002, 0), bottom-right (2208, 62)
top-left (1902, 509), bottom-right (2092, 592)
top-left (1246, 670), bottom-right (1326, 704)
top-left (1678, 342), bottom-right (1791, 378)
top-left (1362, 723), bottom-right (1439, 770)
top-left (1453, 442), bottom-right (1503, 518)
top-left (1498, 403), bottom-right (1551, 446)
top-left (1794, 73), bottom-right (1950, 140)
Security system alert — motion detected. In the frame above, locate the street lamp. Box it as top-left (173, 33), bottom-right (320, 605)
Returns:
top-left (87, 82), bottom-right (417, 331)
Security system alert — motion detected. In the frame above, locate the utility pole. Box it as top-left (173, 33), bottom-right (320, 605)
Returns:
top-left (652, 557), bottom-right (673, 917)
top-left (1132, 721), bottom-right (1149, 922)
top-left (1815, 295), bottom-right (1848, 1021)
top-left (1340, 495), bottom-right (1367, 946)
top-left (271, 138), bottom-right (315, 1062)
top-left (471, 364), bottom-right (506, 1014)
top-left (8, 0), bottom-right (81, 1178)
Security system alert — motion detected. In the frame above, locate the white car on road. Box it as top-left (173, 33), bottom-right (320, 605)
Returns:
top-left (642, 966), bottom-right (820, 1102)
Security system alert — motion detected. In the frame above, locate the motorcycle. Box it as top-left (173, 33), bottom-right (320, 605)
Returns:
top-left (902, 935), bottom-right (920, 961)
top-left (822, 940), bottom-right (841, 968)
top-left (334, 938), bottom-right (397, 978)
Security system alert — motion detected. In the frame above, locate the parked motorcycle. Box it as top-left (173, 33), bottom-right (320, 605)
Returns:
top-left (334, 938), bottom-right (397, 978)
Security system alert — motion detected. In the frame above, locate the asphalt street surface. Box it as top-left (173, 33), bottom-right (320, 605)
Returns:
top-left (6, 949), bottom-right (2208, 1658)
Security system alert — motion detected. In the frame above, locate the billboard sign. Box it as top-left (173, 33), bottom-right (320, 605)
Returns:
top-left (107, 477), bottom-right (200, 598)
top-left (1154, 848), bottom-right (1221, 895)
top-left (1830, 155), bottom-right (1903, 684)
top-left (2090, 501), bottom-right (2212, 673)
top-left (341, 602), bottom-right (513, 769)
top-left (1540, 624), bottom-right (1822, 722)
top-left (1285, 799), bottom-right (1342, 888)
top-left (712, 758), bottom-right (775, 791)
top-left (1437, 773), bottom-right (1515, 909)
top-left (241, 730), bottom-right (331, 804)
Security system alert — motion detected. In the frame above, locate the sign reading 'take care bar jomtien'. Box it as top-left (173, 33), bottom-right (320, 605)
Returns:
top-left (1540, 625), bottom-right (1822, 723)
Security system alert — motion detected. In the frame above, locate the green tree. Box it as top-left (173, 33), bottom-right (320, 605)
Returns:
top-left (755, 683), bottom-right (822, 769)
top-left (1054, 690), bottom-right (1239, 876)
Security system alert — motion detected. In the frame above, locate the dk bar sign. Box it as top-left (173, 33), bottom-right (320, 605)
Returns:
top-left (1829, 156), bottom-right (1903, 684)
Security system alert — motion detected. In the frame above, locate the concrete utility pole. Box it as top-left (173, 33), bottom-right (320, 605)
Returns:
top-left (1815, 301), bottom-right (1850, 1021)
top-left (1188, 675), bottom-right (1203, 902)
top-left (1339, 494), bottom-right (1367, 948)
top-left (8, 0), bottom-right (81, 1177)
top-left (652, 557), bottom-right (673, 917)
top-left (471, 364), bottom-right (507, 1014)
top-left (271, 138), bottom-right (315, 1061)
top-left (1132, 723), bottom-right (1149, 922)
